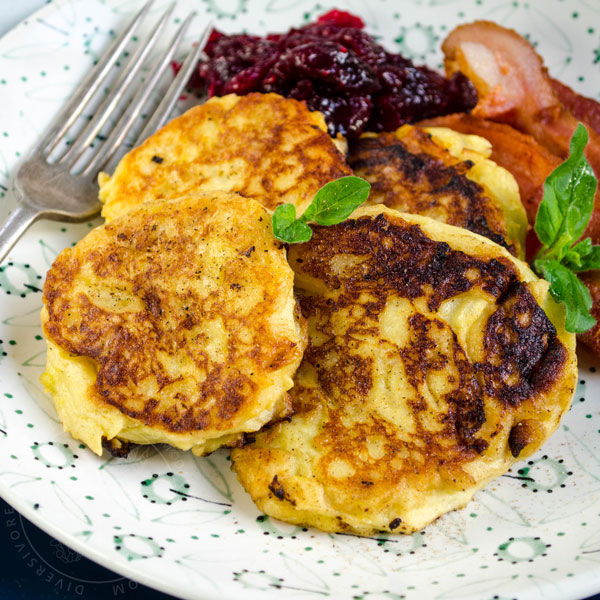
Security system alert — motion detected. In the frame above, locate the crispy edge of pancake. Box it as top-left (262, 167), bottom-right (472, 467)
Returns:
top-left (353, 125), bottom-right (528, 259)
top-left (423, 125), bottom-right (529, 258)
top-left (419, 113), bottom-right (562, 229)
top-left (40, 192), bottom-right (307, 456)
top-left (98, 93), bottom-right (351, 222)
top-left (40, 331), bottom-right (270, 456)
top-left (231, 205), bottom-right (577, 535)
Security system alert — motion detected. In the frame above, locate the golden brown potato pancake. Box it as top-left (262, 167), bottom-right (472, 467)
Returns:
top-left (41, 192), bottom-right (306, 456)
top-left (99, 93), bottom-right (351, 222)
top-left (231, 206), bottom-right (576, 536)
top-left (419, 114), bottom-right (562, 233)
top-left (348, 125), bottom-right (528, 259)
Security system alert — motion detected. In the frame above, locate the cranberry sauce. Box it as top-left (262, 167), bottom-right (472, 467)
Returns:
top-left (182, 10), bottom-right (477, 139)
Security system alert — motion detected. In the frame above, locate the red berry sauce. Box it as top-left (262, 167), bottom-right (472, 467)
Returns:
top-left (183, 10), bottom-right (477, 139)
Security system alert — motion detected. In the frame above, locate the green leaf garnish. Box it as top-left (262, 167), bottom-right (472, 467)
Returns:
top-left (534, 259), bottom-right (596, 333)
top-left (534, 124), bottom-right (597, 259)
top-left (272, 176), bottom-right (371, 244)
top-left (564, 242), bottom-right (600, 272)
top-left (302, 176), bottom-right (371, 225)
top-left (271, 203), bottom-right (313, 244)
top-left (532, 123), bottom-right (600, 333)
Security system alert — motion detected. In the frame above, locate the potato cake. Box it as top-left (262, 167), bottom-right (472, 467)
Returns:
top-left (41, 192), bottom-right (306, 456)
top-left (348, 125), bottom-right (528, 259)
top-left (99, 93), bottom-right (351, 222)
top-left (231, 205), bottom-right (576, 535)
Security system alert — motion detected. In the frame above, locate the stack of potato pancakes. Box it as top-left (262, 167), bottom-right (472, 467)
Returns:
top-left (41, 93), bottom-right (576, 535)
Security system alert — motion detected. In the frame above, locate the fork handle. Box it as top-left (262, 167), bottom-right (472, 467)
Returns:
top-left (0, 203), bottom-right (41, 265)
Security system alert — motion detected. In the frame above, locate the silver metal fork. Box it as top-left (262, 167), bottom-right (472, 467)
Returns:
top-left (0, 0), bottom-right (211, 264)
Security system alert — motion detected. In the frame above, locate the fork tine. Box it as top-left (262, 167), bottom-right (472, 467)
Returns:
top-left (40, 0), bottom-right (153, 154)
top-left (134, 21), bottom-right (213, 146)
top-left (81, 14), bottom-right (203, 177)
top-left (58, 2), bottom-right (176, 169)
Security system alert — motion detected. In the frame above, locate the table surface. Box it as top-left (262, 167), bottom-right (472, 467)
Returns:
top-left (0, 2), bottom-right (599, 600)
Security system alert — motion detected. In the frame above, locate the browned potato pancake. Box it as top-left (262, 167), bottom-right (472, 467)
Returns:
top-left (99, 93), bottom-right (351, 222)
top-left (231, 205), bottom-right (576, 536)
top-left (40, 192), bottom-right (306, 456)
top-left (348, 125), bottom-right (528, 259)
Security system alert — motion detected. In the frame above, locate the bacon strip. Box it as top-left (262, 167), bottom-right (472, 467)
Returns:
top-left (551, 78), bottom-right (600, 137)
top-left (442, 20), bottom-right (600, 244)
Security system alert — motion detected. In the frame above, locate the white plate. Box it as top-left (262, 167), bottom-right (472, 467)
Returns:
top-left (1, 1), bottom-right (600, 599)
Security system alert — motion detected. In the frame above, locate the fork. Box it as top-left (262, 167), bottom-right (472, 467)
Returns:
top-left (0, 0), bottom-right (211, 265)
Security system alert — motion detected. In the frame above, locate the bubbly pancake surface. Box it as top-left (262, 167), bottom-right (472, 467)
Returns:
top-left (348, 125), bottom-right (528, 259)
top-left (231, 206), bottom-right (576, 535)
top-left (41, 192), bottom-right (306, 456)
top-left (99, 93), bottom-right (351, 222)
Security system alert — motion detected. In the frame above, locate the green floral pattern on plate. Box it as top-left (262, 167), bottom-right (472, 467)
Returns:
top-left (1, 1), bottom-right (600, 599)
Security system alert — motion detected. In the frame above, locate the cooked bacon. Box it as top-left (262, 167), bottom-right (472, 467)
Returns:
top-left (551, 78), bottom-right (600, 136)
top-left (442, 21), bottom-right (567, 154)
top-left (442, 20), bottom-right (600, 244)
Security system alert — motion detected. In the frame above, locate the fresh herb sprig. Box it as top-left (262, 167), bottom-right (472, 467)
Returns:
top-left (532, 123), bottom-right (600, 333)
top-left (272, 176), bottom-right (371, 244)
